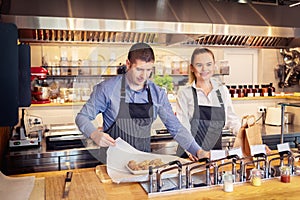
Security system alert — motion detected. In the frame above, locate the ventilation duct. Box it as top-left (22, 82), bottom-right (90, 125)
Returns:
top-left (1, 0), bottom-right (300, 48)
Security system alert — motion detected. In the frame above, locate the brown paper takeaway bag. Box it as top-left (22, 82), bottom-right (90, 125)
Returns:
top-left (233, 115), bottom-right (263, 158)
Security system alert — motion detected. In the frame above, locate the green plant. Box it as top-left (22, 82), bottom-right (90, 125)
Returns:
top-left (153, 74), bottom-right (174, 92)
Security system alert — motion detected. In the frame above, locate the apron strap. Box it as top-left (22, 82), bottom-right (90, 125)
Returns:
top-left (215, 89), bottom-right (225, 109)
top-left (120, 74), bottom-right (126, 102)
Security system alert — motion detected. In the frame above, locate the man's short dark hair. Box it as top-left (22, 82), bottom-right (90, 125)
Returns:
top-left (128, 43), bottom-right (155, 63)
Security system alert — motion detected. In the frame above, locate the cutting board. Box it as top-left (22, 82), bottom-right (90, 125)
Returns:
top-left (95, 165), bottom-right (112, 183)
top-left (29, 177), bottom-right (45, 200)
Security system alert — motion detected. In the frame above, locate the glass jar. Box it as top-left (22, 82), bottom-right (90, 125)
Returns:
top-left (171, 61), bottom-right (180, 74)
top-left (59, 88), bottom-right (69, 102)
top-left (250, 169), bottom-right (263, 186)
top-left (223, 172), bottom-right (234, 192)
top-left (280, 166), bottom-right (291, 183)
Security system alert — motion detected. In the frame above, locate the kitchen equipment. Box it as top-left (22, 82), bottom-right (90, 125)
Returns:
top-left (45, 124), bottom-right (86, 150)
top-left (265, 107), bottom-right (282, 126)
top-left (277, 49), bottom-right (300, 88)
top-left (284, 112), bottom-right (294, 124)
top-left (9, 109), bottom-right (40, 148)
top-left (31, 67), bottom-right (51, 104)
top-left (62, 171), bottom-right (73, 198)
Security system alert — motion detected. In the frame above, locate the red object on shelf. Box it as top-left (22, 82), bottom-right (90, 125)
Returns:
top-left (31, 66), bottom-right (48, 80)
top-left (31, 99), bottom-right (51, 104)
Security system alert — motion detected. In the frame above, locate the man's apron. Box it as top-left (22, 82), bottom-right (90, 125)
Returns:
top-left (105, 75), bottom-right (154, 152)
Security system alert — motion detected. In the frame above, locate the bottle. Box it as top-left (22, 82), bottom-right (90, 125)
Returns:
top-left (254, 85), bottom-right (261, 97)
top-left (268, 83), bottom-right (275, 96)
top-left (247, 85), bottom-right (254, 97)
top-left (60, 57), bottom-right (69, 75)
top-left (243, 85), bottom-right (248, 97)
top-left (230, 85), bottom-right (238, 98)
top-left (237, 85), bottom-right (244, 97)
top-left (261, 84), bottom-right (268, 97)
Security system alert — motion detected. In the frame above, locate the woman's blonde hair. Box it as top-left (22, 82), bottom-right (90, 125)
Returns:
top-left (188, 48), bottom-right (215, 84)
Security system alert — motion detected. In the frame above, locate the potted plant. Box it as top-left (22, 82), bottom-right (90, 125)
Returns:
top-left (153, 74), bottom-right (174, 93)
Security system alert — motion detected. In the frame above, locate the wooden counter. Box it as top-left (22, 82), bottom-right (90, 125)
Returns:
top-left (16, 166), bottom-right (300, 200)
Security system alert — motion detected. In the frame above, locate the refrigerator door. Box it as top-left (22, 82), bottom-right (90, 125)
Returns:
top-left (0, 22), bottom-right (18, 126)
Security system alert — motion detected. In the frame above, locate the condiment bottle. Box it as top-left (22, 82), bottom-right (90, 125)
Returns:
top-left (223, 172), bottom-right (234, 192)
top-left (268, 83), bottom-right (275, 96)
top-left (280, 166), bottom-right (291, 183)
top-left (247, 85), bottom-right (254, 97)
top-left (254, 85), bottom-right (261, 97)
top-left (237, 85), bottom-right (244, 97)
top-left (261, 84), bottom-right (268, 97)
top-left (243, 85), bottom-right (248, 97)
top-left (230, 85), bottom-right (238, 98)
top-left (250, 169), bottom-right (263, 186)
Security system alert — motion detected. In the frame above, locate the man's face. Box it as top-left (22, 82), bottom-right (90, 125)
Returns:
top-left (126, 59), bottom-right (154, 89)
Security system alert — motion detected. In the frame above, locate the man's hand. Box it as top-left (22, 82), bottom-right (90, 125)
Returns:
top-left (185, 151), bottom-right (198, 161)
top-left (196, 149), bottom-right (210, 159)
top-left (90, 130), bottom-right (116, 147)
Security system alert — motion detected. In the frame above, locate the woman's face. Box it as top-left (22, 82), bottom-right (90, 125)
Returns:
top-left (191, 52), bottom-right (215, 82)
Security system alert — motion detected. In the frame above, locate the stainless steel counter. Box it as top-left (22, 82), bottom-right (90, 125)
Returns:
top-left (3, 135), bottom-right (179, 175)
top-left (4, 137), bottom-right (102, 175)
top-left (260, 123), bottom-right (300, 150)
top-left (4, 124), bottom-right (300, 175)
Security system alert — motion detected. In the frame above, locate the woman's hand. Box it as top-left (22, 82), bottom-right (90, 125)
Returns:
top-left (90, 129), bottom-right (116, 147)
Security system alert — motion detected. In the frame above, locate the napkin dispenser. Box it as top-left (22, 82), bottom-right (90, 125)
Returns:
top-left (265, 107), bottom-right (282, 126)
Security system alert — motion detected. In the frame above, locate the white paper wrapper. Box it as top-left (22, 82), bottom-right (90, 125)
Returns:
top-left (0, 171), bottom-right (35, 200)
top-left (106, 138), bottom-right (185, 183)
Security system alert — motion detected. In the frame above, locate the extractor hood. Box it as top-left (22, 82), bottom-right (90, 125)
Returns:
top-left (1, 0), bottom-right (300, 48)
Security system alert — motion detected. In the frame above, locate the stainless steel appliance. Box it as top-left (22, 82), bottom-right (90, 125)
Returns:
top-left (9, 109), bottom-right (41, 148)
top-left (45, 124), bottom-right (86, 150)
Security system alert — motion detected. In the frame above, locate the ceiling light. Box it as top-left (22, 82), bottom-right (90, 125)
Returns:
top-left (289, 2), bottom-right (300, 7)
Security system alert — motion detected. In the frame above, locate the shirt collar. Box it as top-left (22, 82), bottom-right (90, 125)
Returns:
top-left (191, 78), bottom-right (219, 91)
top-left (124, 78), bottom-right (148, 93)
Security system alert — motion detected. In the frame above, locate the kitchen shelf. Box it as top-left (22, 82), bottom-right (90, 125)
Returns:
top-left (47, 75), bottom-right (115, 79)
top-left (232, 95), bottom-right (300, 101)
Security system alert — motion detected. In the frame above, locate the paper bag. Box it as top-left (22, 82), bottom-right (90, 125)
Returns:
top-left (233, 115), bottom-right (263, 158)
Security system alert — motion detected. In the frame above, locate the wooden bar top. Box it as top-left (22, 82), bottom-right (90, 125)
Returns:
top-left (15, 165), bottom-right (300, 200)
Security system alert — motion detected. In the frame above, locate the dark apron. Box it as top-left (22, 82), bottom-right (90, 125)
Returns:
top-left (105, 75), bottom-right (154, 152)
top-left (177, 87), bottom-right (225, 157)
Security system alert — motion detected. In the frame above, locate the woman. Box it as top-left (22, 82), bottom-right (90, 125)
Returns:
top-left (176, 48), bottom-right (241, 159)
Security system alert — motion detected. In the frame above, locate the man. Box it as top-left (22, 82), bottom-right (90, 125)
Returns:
top-left (75, 43), bottom-right (204, 162)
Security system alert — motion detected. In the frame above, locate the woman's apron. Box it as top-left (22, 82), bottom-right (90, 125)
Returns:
top-left (177, 87), bottom-right (225, 157)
